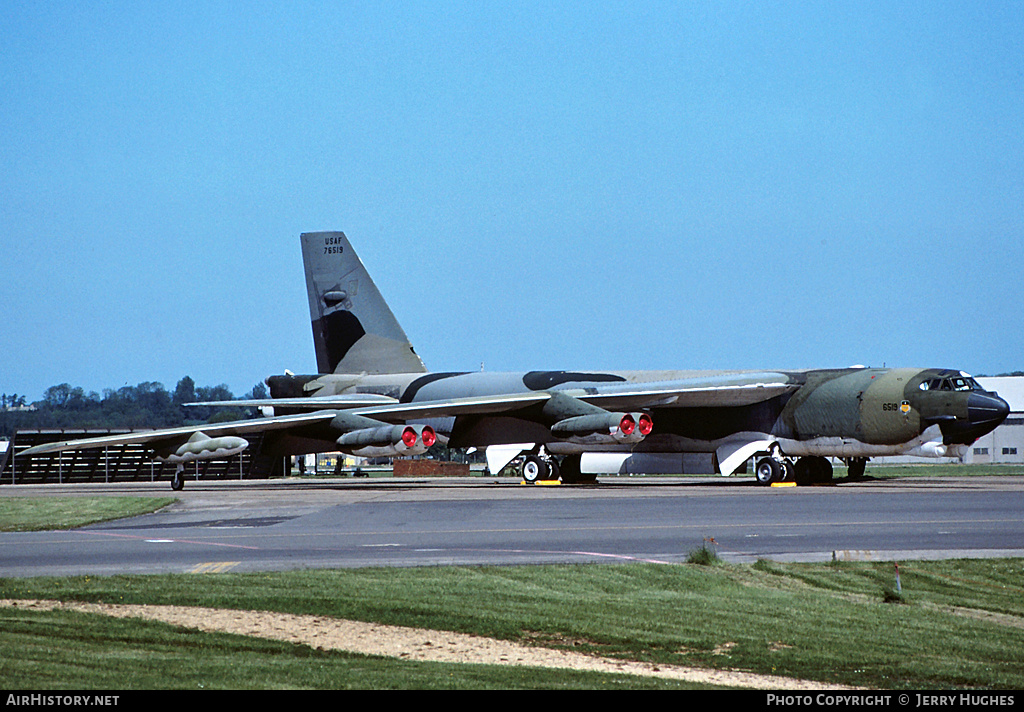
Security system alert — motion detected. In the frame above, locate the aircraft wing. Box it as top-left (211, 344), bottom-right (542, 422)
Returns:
top-left (21, 373), bottom-right (798, 460)
top-left (185, 372), bottom-right (799, 421)
top-left (185, 393), bottom-right (400, 409)
top-left (350, 392), bottom-right (552, 419)
top-left (19, 394), bottom-right (550, 459)
top-left (559, 373), bottom-right (799, 410)
top-left (273, 372), bottom-right (800, 421)
top-left (19, 410), bottom-right (343, 457)
top-left (181, 392), bottom-right (553, 421)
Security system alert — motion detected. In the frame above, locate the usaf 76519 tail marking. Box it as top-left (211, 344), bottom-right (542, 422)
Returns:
top-left (23, 231), bottom-right (1009, 489)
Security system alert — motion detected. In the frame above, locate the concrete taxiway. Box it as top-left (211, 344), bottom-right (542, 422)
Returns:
top-left (2, 475), bottom-right (1023, 577)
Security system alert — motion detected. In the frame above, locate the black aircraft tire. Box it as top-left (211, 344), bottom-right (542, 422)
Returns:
top-left (793, 458), bottom-right (813, 486)
top-left (794, 457), bottom-right (833, 485)
top-left (846, 458), bottom-right (867, 480)
top-left (755, 458), bottom-right (781, 485)
top-left (558, 455), bottom-right (586, 484)
top-left (545, 458), bottom-right (560, 482)
top-left (522, 455), bottom-right (547, 484)
top-left (782, 460), bottom-right (795, 482)
top-left (171, 471), bottom-right (184, 491)
top-left (815, 463), bottom-right (831, 485)
top-left (813, 457), bottom-right (834, 484)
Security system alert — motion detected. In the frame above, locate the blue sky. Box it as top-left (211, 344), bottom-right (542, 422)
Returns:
top-left (2, 1), bottom-right (1022, 402)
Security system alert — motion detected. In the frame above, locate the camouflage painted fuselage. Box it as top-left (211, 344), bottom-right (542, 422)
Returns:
top-left (267, 365), bottom-right (1008, 463)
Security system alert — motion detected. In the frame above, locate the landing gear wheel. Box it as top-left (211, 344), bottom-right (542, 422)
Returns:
top-left (545, 457), bottom-right (560, 482)
top-left (794, 457), bottom-right (833, 484)
top-left (171, 467), bottom-right (184, 491)
top-left (793, 458), bottom-right (813, 485)
top-left (558, 455), bottom-right (592, 484)
top-left (522, 455), bottom-right (548, 484)
top-left (782, 459), bottom-right (795, 482)
top-left (846, 458), bottom-right (867, 480)
top-left (813, 457), bottom-right (834, 484)
top-left (755, 458), bottom-right (782, 485)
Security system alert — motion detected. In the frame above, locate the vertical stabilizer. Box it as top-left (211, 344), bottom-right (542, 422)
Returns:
top-left (301, 232), bottom-right (427, 374)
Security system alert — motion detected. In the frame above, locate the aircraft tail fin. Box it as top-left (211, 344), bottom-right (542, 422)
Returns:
top-left (301, 231), bottom-right (427, 375)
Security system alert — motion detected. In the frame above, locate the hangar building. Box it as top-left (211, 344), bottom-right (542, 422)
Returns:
top-left (963, 377), bottom-right (1024, 464)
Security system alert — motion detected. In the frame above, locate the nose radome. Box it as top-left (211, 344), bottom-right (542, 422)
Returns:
top-left (967, 392), bottom-right (1010, 428)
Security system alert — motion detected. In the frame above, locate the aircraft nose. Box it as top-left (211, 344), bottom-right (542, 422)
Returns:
top-left (935, 391), bottom-right (1010, 445)
top-left (968, 392), bottom-right (1010, 430)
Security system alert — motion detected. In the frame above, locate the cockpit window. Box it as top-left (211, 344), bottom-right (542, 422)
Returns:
top-left (920, 376), bottom-right (983, 392)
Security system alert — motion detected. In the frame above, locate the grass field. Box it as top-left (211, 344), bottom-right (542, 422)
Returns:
top-left (2, 557), bottom-right (1023, 689)
top-left (0, 496), bottom-right (175, 532)
top-left (844, 463), bottom-right (1023, 478)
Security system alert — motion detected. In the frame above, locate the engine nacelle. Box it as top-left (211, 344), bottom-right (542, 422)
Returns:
top-left (550, 412), bottom-right (653, 444)
top-left (336, 424), bottom-right (437, 458)
top-left (160, 432), bottom-right (249, 463)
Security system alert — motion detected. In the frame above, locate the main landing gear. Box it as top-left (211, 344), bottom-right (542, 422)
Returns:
top-left (520, 452), bottom-right (595, 485)
top-left (754, 453), bottom-right (835, 486)
top-left (521, 454), bottom-right (555, 483)
top-left (844, 457), bottom-right (868, 480)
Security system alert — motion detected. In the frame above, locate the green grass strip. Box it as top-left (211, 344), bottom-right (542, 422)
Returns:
top-left (0, 496), bottom-right (176, 531)
top-left (3, 559), bottom-right (1023, 689)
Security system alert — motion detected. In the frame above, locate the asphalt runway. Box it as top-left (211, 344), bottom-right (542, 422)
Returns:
top-left (2, 475), bottom-right (1024, 577)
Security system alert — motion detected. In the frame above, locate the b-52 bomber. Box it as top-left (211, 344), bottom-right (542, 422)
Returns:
top-left (24, 231), bottom-right (1010, 490)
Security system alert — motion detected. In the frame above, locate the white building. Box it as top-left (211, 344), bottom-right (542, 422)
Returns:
top-left (964, 377), bottom-right (1024, 464)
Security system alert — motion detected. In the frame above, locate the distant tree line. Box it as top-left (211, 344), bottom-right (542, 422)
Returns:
top-left (0, 394), bottom-right (28, 409)
top-left (0, 377), bottom-right (267, 437)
